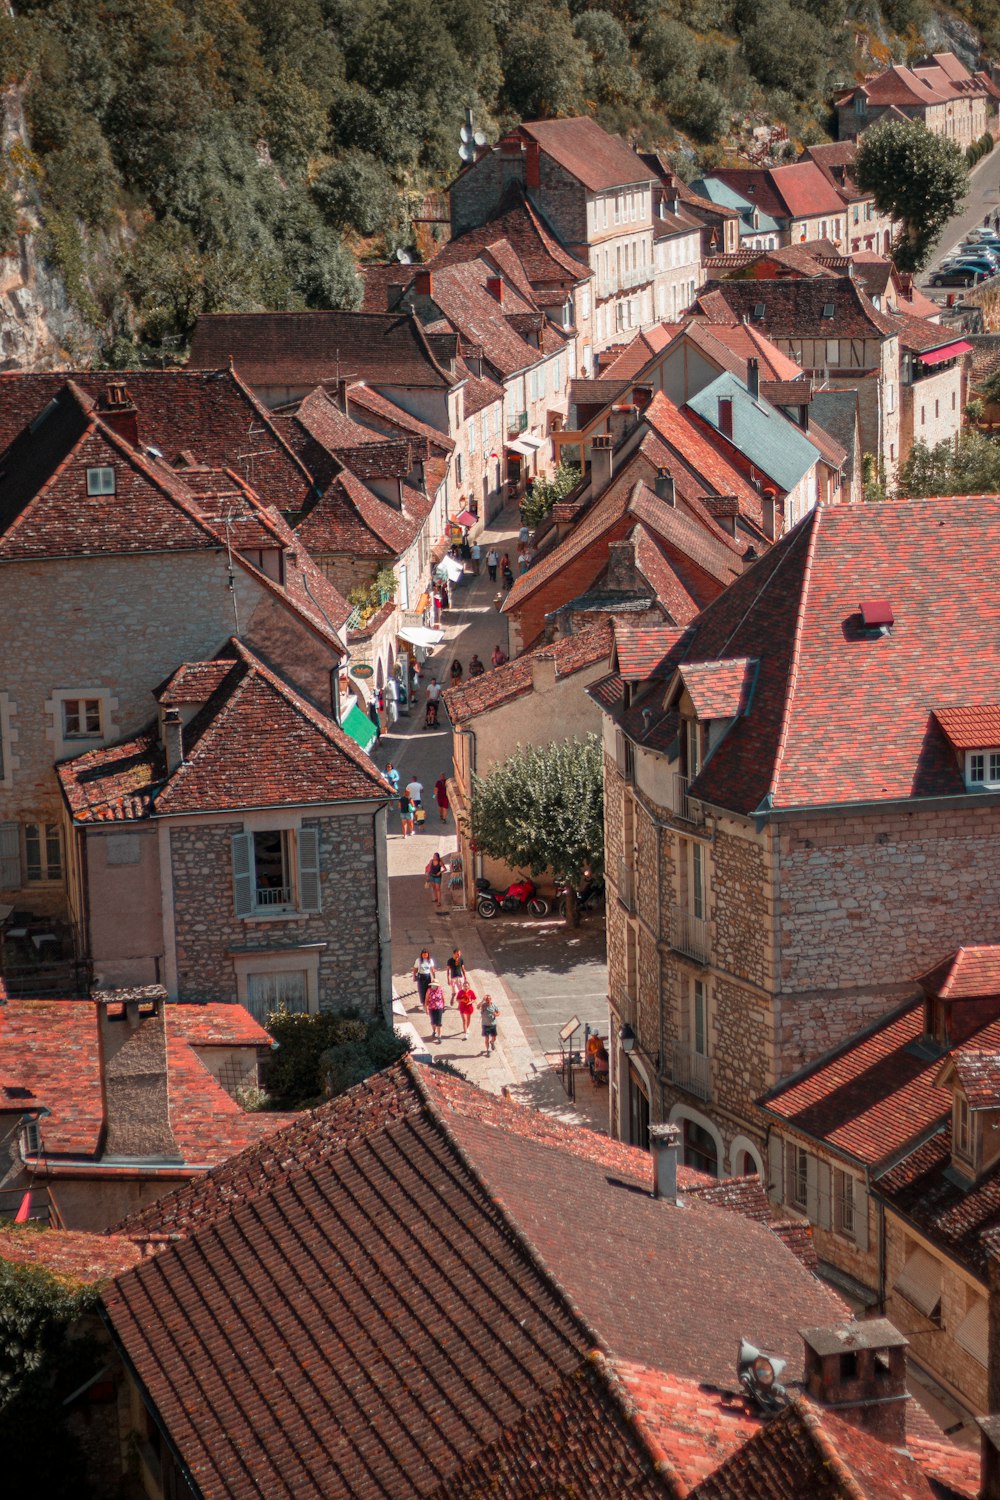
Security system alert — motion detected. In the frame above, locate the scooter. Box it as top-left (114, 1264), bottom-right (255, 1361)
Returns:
top-left (475, 875), bottom-right (549, 919)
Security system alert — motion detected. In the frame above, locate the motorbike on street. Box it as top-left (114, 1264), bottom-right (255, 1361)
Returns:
top-left (475, 875), bottom-right (549, 919)
top-left (555, 875), bottom-right (606, 924)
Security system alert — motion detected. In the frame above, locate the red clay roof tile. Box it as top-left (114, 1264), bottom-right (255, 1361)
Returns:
top-left (0, 1223), bottom-right (143, 1284)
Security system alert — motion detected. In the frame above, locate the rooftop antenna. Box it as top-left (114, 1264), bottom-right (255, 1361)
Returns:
top-left (234, 447), bottom-right (274, 490)
top-left (396, 247), bottom-right (413, 264)
top-left (201, 506), bottom-right (242, 637)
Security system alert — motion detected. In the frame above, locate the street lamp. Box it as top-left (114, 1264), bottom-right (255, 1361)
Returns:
top-left (620, 1022), bottom-right (636, 1054)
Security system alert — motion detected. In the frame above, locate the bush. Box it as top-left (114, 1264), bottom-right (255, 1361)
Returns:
top-left (263, 1009), bottom-right (409, 1108)
top-left (521, 463), bottom-right (581, 528)
top-left (313, 151), bottom-right (400, 237)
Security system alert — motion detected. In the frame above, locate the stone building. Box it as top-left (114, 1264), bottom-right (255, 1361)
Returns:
top-left (56, 639), bottom-right (393, 1018)
top-left (0, 380), bottom-right (352, 960)
top-left (836, 53), bottom-right (994, 146)
top-left (760, 944), bottom-right (1000, 1420)
top-left (697, 163), bottom-right (849, 250)
top-left (591, 498), bottom-right (1000, 1182)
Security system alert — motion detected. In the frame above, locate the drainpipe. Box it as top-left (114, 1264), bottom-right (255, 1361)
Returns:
top-left (373, 803), bottom-right (393, 1024)
top-left (877, 1183), bottom-right (887, 1314)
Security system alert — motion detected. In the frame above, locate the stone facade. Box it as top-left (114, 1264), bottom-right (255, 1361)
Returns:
top-left (883, 1220), bottom-right (988, 1413)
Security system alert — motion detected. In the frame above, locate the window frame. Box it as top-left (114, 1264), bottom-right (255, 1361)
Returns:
top-left (966, 748), bottom-right (1000, 789)
top-left (62, 697), bottom-right (103, 739)
top-left (24, 821), bottom-right (62, 884)
top-left (232, 824), bottom-right (322, 919)
top-left (788, 1144), bottom-right (809, 1209)
top-left (833, 1167), bottom-right (856, 1239)
top-left (86, 466), bottom-right (116, 496)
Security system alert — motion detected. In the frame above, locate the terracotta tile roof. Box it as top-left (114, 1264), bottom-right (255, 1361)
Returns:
top-left (59, 641), bottom-right (391, 822)
top-left (615, 1366), bottom-right (761, 1492)
top-left (344, 384), bottom-right (454, 454)
top-left (0, 368), bottom-right (313, 512)
top-left (165, 1001), bottom-right (272, 1048)
top-left (188, 310), bottom-right (459, 391)
top-left (839, 63), bottom-right (955, 109)
top-left (641, 391), bottom-right (766, 522)
top-left (689, 1397), bottom-right (953, 1500)
top-left (905, 1435), bottom-right (979, 1498)
top-left (696, 277), bottom-right (895, 342)
top-left (682, 321), bottom-right (806, 383)
top-left (600, 326), bottom-right (682, 381)
top-left (429, 186), bottom-right (591, 288)
top-left (952, 1049), bottom-right (1000, 1109)
top-left (876, 1121), bottom-right (1000, 1279)
top-left (917, 945), bottom-right (1000, 1001)
top-left (759, 1000), bottom-right (949, 1167)
top-left (934, 704), bottom-right (1000, 751)
top-left (678, 658), bottom-right (757, 720)
top-left (0, 997), bottom-right (289, 1166)
top-left (517, 117), bottom-right (657, 192)
top-left (442, 621), bottom-right (612, 725)
top-left (614, 623), bottom-right (685, 679)
top-left (709, 166), bottom-right (846, 223)
top-left (410, 258), bottom-right (562, 380)
top-left (294, 465), bottom-right (427, 560)
top-left (634, 498), bottom-right (1000, 815)
top-left (155, 661), bottom-right (234, 706)
top-left (0, 1223), bottom-right (143, 1284)
top-left (629, 523), bottom-right (701, 623)
top-left (460, 367), bottom-right (504, 418)
top-left (685, 374), bottom-right (821, 495)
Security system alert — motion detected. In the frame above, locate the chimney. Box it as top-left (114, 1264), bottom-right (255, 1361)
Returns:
top-left (99, 383), bottom-right (139, 448)
top-left (980, 1416), bottom-right (1000, 1500)
top-left (590, 433), bottom-right (614, 492)
top-left (529, 655), bottom-right (557, 692)
top-left (747, 357), bottom-right (760, 400)
top-left (605, 535), bottom-right (642, 592)
top-left (163, 708), bottom-right (184, 775)
top-left (648, 1122), bottom-right (682, 1202)
top-left (486, 276), bottom-right (504, 304)
top-left (655, 467), bottom-right (675, 506)
top-left (718, 395), bottom-right (734, 438)
top-left (800, 1320), bottom-right (909, 1447)
top-left (415, 269), bottom-right (433, 298)
top-left (336, 377), bottom-right (351, 416)
top-left (762, 490), bottom-right (778, 541)
top-left (525, 139), bottom-right (541, 190)
top-left (94, 987), bottom-right (178, 1161)
top-left (632, 383), bottom-right (654, 412)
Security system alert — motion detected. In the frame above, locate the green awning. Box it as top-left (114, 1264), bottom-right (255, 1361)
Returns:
top-left (341, 703), bottom-right (378, 753)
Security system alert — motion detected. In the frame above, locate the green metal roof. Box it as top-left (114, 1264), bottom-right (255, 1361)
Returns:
top-left (341, 702), bottom-right (378, 754)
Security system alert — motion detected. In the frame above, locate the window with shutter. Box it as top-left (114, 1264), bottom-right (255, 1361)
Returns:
top-left (231, 831), bottom-right (254, 917)
top-left (955, 1296), bottom-right (988, 1366)
top-left (298, 827), bottom-right (322, 912)
top-left (853, 1177), bottom-right (869, 1251)
top-left (894, 1245), bottom-right (942, 1321)
top-left (0, 821), bottom-right (21, 888)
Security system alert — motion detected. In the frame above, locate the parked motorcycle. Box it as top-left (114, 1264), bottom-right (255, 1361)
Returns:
top-left (475, 875), bottom-right (549, 919)
top-left (556, 875), bottom-right (606, 924)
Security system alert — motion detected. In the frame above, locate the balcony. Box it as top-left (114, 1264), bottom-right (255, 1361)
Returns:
top-left (670, 905), bottom-right (710, 965)
top-left (596, 276), bottom-right (618, 299)
top-left (617, 857), bottom-right (635, 912)
top-left (670, 773), bottom-right (704, 825)
top-left (621, 266), bottom-right (652, 290)
top-left (508, 411), bottom-right (529, 434)
top-left (671, 1043), bottom-right (711, 1103)
top-left (255, 885), bottom-right (293, 909)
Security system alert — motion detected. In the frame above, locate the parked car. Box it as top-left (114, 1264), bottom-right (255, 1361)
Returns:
top-left (930, 265), bottom-right (985, 287)
top-left (965, 229), bottom-right (1000, 247)
top-left (957, 244), bottom-right (1000, 267)
top-left (951, 257), bottom-right (998, 278)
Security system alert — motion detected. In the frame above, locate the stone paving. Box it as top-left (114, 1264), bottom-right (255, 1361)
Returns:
top-left (371, 501), bottom-right (611, 1132)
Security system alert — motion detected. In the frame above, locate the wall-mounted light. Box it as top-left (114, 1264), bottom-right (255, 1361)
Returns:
top-left (620, 1023), bottom-right (636, 1055)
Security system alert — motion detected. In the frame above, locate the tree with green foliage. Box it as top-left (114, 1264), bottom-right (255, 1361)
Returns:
top-left (896, 431), bottom-right (1000, 498)
top-left (854, 119), bottom-right (969, 272)
top-left (263, 1009), bottom-right (409, 1109)
top-left (472, 734), bottom-right (604, 925)
top-left (520, 463), bottom-right (582, 528)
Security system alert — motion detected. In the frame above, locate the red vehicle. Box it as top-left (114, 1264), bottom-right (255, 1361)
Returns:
top-left (475, 875), bottom-right (549, 919)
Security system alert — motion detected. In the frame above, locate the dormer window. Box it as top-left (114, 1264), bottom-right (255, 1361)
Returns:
top-left (967, 750), bottom-right (1000, 789)
top-left (955, 1090), bottom-right (973, 1162)
top-left (856, 94), bottom-right (867, 115)
top-left (86, 466), bottom-right (116, 496)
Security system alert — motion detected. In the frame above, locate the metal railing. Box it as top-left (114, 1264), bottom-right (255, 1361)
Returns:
top-left (670, 905), bottom-right (710, 965)
top-left (508, 411), bottom-right (529, 434)
top-left (671, 1043), bottom-right (711, 1102)
top-left (255, 886), bottom-right (293, 909)
top-left (617, 857), bottom-right (635, 912)
top-left (671, 773), bottom-right (704, 825)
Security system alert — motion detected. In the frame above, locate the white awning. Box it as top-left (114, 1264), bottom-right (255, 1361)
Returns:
top-left (507, 435), bottom-right (544, 456)
top-left (893, 1247), bottom-right (942, 1318)
top-left (398, 626), bottom-right (444, 647)
top-left (440, 555), bottom-right (465, 583)
top-left (519, 433), bottom-right (544, 451)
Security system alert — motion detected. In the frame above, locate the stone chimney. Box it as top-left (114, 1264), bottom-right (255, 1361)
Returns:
top-left (979, 1416), bottom-right (1000, 1500)
top-left (800, 1320), bottom-right (909, 1446)
top-left (605, 535), bottom-right (642, 592)
top-left (762, 490), bottom-right (778, 541)
top-left (486, 276), bottom-right (504, 304)
top-left (163, 708), bottom-right (184, 775)
top-left (718, 395), bottom-right (734, 439)
top-left (529, 655), bottom-right (557, 692)
top-left (94, 987), bottom-right (179, 1161)
top-left (99, 383), bottom-right (139, 448)
top-left (655, 467), bottom-right (675, 506)
top-left (415, 269), bottom-right (434, 298)
top-left (747, 357), bottom-right (760, 400)
top-left (336, 377), bottom-right (351, 416)
top-left (590, 434), bottom-right (614, 492)
top-left (648, 1121), bottom-right (682, 1202)
top-left (525, 138), bottom-right (541, 190)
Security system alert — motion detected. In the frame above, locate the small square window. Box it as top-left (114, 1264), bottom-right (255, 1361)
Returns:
top-left (86, 466), bottom-right (116, 496)
top-left (63, 698), bottom-right (102, 737)
top-left (971, 753), bottom-right (985, 782)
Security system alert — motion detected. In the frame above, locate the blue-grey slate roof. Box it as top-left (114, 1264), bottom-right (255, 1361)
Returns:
top-left (690, 178), bottom-right (783, 239)
top-left (685, 373), bottom-right (821, 493)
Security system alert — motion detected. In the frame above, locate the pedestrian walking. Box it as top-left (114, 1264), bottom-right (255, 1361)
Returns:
top-left (446, 947), bottom-right (467, 1003)
top-left (456, 979), bottom-right (477, 1037)
top-left (368, 698), bottom-right (381, 741)
top-left (405, 776), bottom-right (423, 808)
top-left (424, 980), bottom-right (446, 1042)
top-left (487, 548), bottom-right (499, 582)
top-left (399, 793), bottom-right (415, 838)
top-left (425, 851), bottom-right (445, 906)
top-left (413, 949), bottom-right (436, 1007)
top-left (502, 560), bottom-right (514, 590)
top-left (491, 644), bottom-right (507, 667)
top-left (434, 775), bottom-right (450, 823)
top-left (384, 762), bottom-right (400, 794)
top-left (471, 541), bottom-right (482, 573)
top-left (479, 993), bottom-right (500, 1054)
top-left (493, 591), bottom-right (504, 612)
top-left (450, 658), bottom-right (463, 685)
top-left (519, 522), bottom-right (530, 545)
top-left (468, 653), bottom-right (485, 677)
top-left (500, 552), bottom-right (511, 578)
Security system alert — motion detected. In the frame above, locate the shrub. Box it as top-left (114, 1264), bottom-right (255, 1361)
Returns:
top-left (263, 1009), bottom-right (409, 1108)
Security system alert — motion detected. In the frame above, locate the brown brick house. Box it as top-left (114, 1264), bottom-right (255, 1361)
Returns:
top-left (590, 498), bottom-right (1000, 1182)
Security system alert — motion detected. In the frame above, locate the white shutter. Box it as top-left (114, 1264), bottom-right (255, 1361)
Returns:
top-left (894, 1247), bottom-right (942, 1319)
top-left (853, 1177), bottom-right (869, 1252)
top-left (768, 1133), bottom-right (784, 1202)
top-left (231, 832), bottom-right (254, 917)
top-left (297, 827), bottom-right (321, 913)
top-left (0, 822), bottom-right (21, 889)
top-left (816, 1159), bottom-right (832, 1231)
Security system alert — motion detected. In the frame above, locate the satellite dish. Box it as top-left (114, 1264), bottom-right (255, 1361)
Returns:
top-left (460, 124), bottom-right (473, 144)
top-left (459, 144), bottom-right (475, 163)
top-left (395, 248), bottom-right (412, 264)
top-left (474, 131), bottom-right (487, 146)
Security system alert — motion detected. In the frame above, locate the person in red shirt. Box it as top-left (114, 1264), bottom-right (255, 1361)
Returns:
top-left (455, 980), bottom-right (477, 1038)
top-left (434, 775), bottom-right (450, 823)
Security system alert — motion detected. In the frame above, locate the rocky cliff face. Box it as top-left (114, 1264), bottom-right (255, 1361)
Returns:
top-left (1, 86), bottom-right (92, 372)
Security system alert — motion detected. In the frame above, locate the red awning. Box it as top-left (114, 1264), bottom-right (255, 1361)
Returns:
top-left (917, 340), bottom-right (972, 366)
top-left (453, 509), bottom-right (477, 528)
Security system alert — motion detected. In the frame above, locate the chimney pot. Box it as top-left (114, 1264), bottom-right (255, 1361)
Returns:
top-left (99, 383), bottom-right (139, 448)
top-left (590, 433), bottom-right (614, 491)
top-left (163, 707), bottom-right (184, 775)
top-left (655, 467), bottom-right (675, 506)
top-left (718, 395), bottom-right (734, 439)
top-left (747, 357), bottom-right (760, 401)
top-left (486, 276), bottom-right (504, 304)
top-left (648, 1121), bottom-right (682, 1202)
top-left (415, 269), bottom-right (433, 298)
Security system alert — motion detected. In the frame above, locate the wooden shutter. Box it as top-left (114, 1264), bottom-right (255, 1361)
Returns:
top-left (767, 1132), bottom-right (783, 1203)
top-left (0, 822), bottom-right (21, 889)
top-left (805, 1152), bottom-right (820, 1222)
top-left (815, 1159), bottom-right (832, 1231)
top-left (853, 1177), bottom-right (869, 1252)
top-left (297, 827), bottom-right (322, 913)
top-left (231, 831), bottom-right (254, 917)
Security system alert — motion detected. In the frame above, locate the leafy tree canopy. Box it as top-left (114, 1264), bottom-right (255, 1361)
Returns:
top-left (471, 734), bottom-right (605, 886)
top-left (895, 431), bottom-right (1000, 498)
top-left (854, 119), bottom-right (969, 271)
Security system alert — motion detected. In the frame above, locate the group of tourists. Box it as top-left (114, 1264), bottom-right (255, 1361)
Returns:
top-left (412, 948), bottom-right (500, 1052)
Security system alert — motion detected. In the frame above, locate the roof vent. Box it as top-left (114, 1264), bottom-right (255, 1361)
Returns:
top-left (753, 302), bottom-right (765, 321)
top-left (859, 599), bottom-right (894, 634)
top-left (822, 302), bottom-right (835, 318)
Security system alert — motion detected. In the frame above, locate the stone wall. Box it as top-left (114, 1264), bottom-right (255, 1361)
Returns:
top-left (883, 1223), bottom-right (988, 1413)
top-left (168, 810), bottom-right (382, 1016)
top-left (710, 975), bottom-right (770, 1115)
top-left (712, 824), bottom-right (768, 989)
